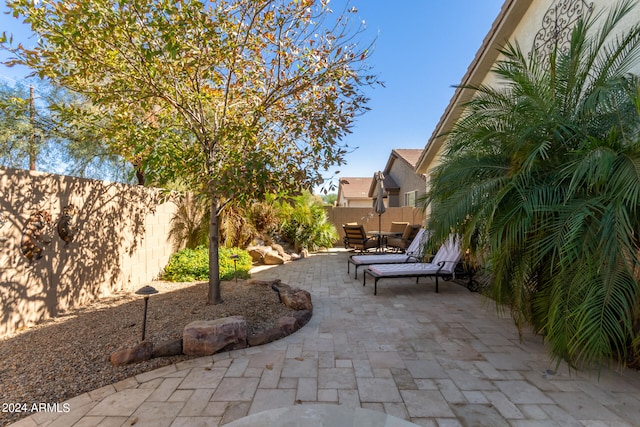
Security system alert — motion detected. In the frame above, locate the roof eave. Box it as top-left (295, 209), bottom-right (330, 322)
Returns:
top-left (416, 0), bottom-right (532, 174)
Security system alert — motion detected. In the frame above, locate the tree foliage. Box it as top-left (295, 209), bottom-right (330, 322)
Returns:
top-left (278, 190), bottom-right (338, 251)
top-left (0, 80), bottom-right (135, 181)
top-left (422, 0), bottom-right (640, 369)
top-left (4, 0), bottom-right (378, 303)
top-left (0, 81), bottom-right (53, 170)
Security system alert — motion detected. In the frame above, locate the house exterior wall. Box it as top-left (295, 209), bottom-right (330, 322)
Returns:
top-left (387, 160), bottom-right (426, 207)
top-left (341, 198), bottom-right (373, 208)
top-left (484, 0), bottom-right (640, 87)
top-left (420, 0), bottom-right (640, 186)
top-left (0, 167), bottom-right (176, 337)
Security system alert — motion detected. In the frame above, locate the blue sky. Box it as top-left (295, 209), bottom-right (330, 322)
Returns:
top-left (0, 1), bottom-right (505, 188)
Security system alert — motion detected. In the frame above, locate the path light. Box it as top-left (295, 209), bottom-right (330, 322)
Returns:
top-left (135, 285), bottom-right (158, 341)
top-left (230, 254), bottom-right (239, 282)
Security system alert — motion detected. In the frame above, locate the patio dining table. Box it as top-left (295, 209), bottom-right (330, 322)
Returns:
top-left (366, 230), bottom-right (403, 251)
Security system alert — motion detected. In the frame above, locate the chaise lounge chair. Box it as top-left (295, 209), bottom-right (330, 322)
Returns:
top-left (362, 235), bottom-right (462, 295)
top-left (347, 228), bottom-right (428, 278)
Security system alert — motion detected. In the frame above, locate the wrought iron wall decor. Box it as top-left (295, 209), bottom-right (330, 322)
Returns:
top-left (57, 204), bottom-right (77, 245)
top-left (532, 0), bottom-right (594, 61)
top-left (20, 209), bottom-right (53, 262)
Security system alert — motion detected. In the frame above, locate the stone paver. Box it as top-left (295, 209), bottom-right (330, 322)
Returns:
top-left (10, 249), bottom-right (640, 427)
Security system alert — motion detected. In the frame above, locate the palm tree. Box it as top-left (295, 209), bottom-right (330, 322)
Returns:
top-left (422, 0), bottom-right (640, 368)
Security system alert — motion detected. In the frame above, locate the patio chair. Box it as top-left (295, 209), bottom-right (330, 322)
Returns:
top-left (342, 224), bottom-right (377, 253)
top-left (389, 221), bottom-right (410, 233)
top-left (362, 235), bottom-right (462, 295)
top-left (347, 228), bottom-right (428, 278)
top-left (386, 224), bottom-right (422, 252)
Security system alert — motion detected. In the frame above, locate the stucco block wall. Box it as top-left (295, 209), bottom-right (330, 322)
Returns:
top-left (387, 162), bottom-right (425, 207)
top-left (326, 206), bottom-right (425, 241)
top-left (484, 0), bottom-right (640, 87)
top-left (0, 167), bottom-right (176, 337)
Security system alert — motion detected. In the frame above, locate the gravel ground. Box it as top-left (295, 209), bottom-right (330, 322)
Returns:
top-left (0, 280), bottom-right (297, 426)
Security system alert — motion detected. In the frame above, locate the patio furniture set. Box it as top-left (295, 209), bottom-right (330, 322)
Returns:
top-left (343, 223), bottom-right (477, 295)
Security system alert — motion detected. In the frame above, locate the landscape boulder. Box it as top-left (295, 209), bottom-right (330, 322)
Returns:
top-left (272, 283), bottom-right (313, 311)
top-left (183, 316), bottom-right (247, 356)
top-left (109, 341), bottom-right (153, 366)
top-left (247, 327), bottom-right (285, 347)
top-left (151, 339), bottom-right (183, 358)
top-left (263, 249), bottom-right (286, 265)
top-left (292, 309), bottom-right (312, 328)
top-left (276, 316), bottom-right (298, 335)
top-left (247, 246), bottom-right (267, 263)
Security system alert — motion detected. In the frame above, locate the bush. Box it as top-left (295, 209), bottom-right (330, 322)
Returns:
top-left (163, 246), bottom-right (252, 282)
top-left (218, 247), bottom-right (253, 281)
top-left (278, 191), bottom-right (338, 251)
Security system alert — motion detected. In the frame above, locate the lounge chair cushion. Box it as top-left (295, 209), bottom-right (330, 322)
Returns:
top-left (347, 229), bottom-right (429, 278)
top-left (363, 235), bottom-right (462, 294)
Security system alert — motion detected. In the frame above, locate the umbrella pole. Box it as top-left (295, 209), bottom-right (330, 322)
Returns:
top-left (378, 213), bottom-right (382, 250)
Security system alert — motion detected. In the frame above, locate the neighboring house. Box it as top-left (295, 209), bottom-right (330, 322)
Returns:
top-left (415, 0), bottom-right (640, 185)
top-left (336, 177), bottom-right (373, 207)
top-left (369, 149), bottom-right (426, 207)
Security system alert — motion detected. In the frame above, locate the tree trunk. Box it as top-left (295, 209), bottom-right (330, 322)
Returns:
top-left (28, 85), bottom-right (37, 171)
top-left (207, 195), bottom-right (222, 304)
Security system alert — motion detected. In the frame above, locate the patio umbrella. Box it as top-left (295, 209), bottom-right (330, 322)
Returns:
top-left (373, 171), bottom-right (386, 248)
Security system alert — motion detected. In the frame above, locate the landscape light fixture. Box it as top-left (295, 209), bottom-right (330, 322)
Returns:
top-left (135, 285), bottom-right (158, 341)
top-left (230, 254), bottom-right (239, 282)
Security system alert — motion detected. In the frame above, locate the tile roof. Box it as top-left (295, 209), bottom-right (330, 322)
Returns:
top-left (339, 177), bottom-right (373, 199)
top-left (391, 149), bottom-right (424, 169)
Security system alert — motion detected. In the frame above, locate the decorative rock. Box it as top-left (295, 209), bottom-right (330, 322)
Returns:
top-left (109, 341), bottom-right (153, 366)
top-left (282, 289), bottom-right (312, 311)
top-left (263, 249), bottom-right (285, 265)
top-left (270, 283), bottom-right (313, 311)
top-left (183, 316), bottom-right (247, 356)
top-left (292, 309), bottom-right (312, 328)
top-left (247, 278), bottom-right (281, 287)
top-left (151, 338), bottom-right (183, 358)
top-left (271, 243), bottom-right (286, 257)
top-left (248, 327), bottom-right (285, 346)
top-left (276, 316), bottom-right (297, 335)
top-left (247, 246), bottom-right (267, 262)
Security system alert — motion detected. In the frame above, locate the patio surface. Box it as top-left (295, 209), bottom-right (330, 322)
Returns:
top-left (10, 249), bottom-right (640, 427)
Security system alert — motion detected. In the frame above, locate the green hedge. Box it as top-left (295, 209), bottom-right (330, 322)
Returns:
top-left (163, 246), bottom-right (252, 282)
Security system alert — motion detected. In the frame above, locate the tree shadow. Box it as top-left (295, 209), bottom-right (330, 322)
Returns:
top-left (0, 167), bottom-right (169, 335)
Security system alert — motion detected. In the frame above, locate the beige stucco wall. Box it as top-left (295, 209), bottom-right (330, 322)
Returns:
top-left (341, 199), bottom-right (374, 208)
top-left (0, 167), bottom-right (176, 337)
top-left (326, 206), bottom-right (425, 242)
top-left (483, 0), bottom-right (640, 87)
top-left (423, 0), bottom-right (640, 192)
top-left (387, 161), bottom-right (426, 207)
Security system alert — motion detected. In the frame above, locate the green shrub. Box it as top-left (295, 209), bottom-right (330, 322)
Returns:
top-left (163, 246), bottom-right (252, 282)
top-left (278, 191), bottom-right (338, 251)
top-left (218, 247), bottom-right (252, 281)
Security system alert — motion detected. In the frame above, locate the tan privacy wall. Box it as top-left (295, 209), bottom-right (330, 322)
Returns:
top-left (325, 206), bottom-right (425, 242)
top-left (0, 167), bottom-right (176, 337)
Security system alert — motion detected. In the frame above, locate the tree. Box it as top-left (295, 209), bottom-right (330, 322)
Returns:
top-left (422, 0), bottom-right (640, 368)
top-left (321, 192), bottom-right (338, 206)
top-left (0, 80), bottom-right (134, 181)
top-left (0, 81), bottom-right (47, 170)
top-left (4, 0), bottom-right (378, 304)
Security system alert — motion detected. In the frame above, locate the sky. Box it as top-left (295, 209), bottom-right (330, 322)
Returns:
top-left (0, 0), bottom-right (505, 190)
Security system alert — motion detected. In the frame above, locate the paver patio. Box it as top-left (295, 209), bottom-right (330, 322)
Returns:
top-left (10, 249), bottom-right (640, 427)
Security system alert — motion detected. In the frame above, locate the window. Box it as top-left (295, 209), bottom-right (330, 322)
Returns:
top-left (404, 190), bottom-right (418, 207)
